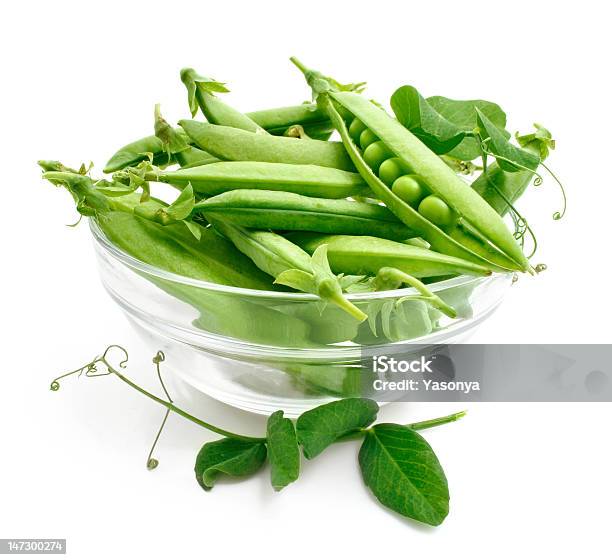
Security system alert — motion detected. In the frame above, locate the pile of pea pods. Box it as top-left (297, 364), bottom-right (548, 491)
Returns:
top-left (41, 58), bottom-right (556, 373)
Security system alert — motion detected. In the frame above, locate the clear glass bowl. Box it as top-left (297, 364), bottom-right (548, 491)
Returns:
top-left (90, 220), bottom-right (512, 415)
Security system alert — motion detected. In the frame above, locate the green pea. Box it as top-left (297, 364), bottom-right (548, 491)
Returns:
top-left (363, 141), bottom-right (392, 173)
top-left (418, 195), bottom-right (455, 228)
top-left (392, 175), bottom-right (426, 207)
top-left (379, 158), bottom-right (407, 186)
top-left (359, 129), bottom-right (378, 149)
top-left (349, 118), bottom-right (367, 142)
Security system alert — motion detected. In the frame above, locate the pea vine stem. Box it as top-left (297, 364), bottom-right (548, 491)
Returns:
top-left (106, 359), bottom-right (267, 443)
top-left (406, 409), bottom-right (467, 430)
top-left (336, 410), bottom-right (467, 442)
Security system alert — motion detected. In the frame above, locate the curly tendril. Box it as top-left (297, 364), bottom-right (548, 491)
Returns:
top-left (539, 162), bottom-right (567, 220)
top-left (146, 350), bottom-right (173, 470)
top-left (49, 346), bottom-right (128, 391)
top-left (534, 264), bottom-right (547, 273)
top-left (49, 345), bottom-right (266, 453)
top-left (478, 133), bottom-right (566, 222)
top-left (479, 148), bottom-right (539, 259)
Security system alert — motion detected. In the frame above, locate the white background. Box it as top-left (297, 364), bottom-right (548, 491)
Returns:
top-left (1, 1), bottom-right (611, 558)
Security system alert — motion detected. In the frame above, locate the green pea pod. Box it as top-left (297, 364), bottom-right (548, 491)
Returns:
top-left (103, 134), bottom-right (178, 173)
top-left (40, 170), bottom-right (314, 346)
top-left (104, 103), bottom-right (334, 173)
top-left (247, 103), bottom-right (333, 140)
top-left (284, 362), bottom-right (365, 396)
top-left (288, 233), bottom-right (491, 279)
top-left (153, 161), bottom-right (368, 199)
top-left (180, 68), bottom-right (266, 133)
top-left (381, 299), bottom-right (434, 341)
top-left (212, 220), bottom-right (367, 322)
top-left (195, 189), bottom-right (414, 240)
top-left (275, 303), bottom-right (361, 344)
top-left (323, 91), bottom-right (531, 273)
top-left (178, 120), bottom-right (355, 171)
top-left (100, 212), bottom-right (312, 346)
top-left (103, 131), bottom-right (220, 174)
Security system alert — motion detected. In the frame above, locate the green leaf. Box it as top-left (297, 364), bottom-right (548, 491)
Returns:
top-left (266, 411), bottom-right (300, 491)
top-left (194, 437), bottom-right (267, 491)
top-left (476, 108), bottom-right (539, 172)
top-left (359, 424), bottom-right (449, 526)
top-left (427, 96), bottom-right (507, 161)
top-left (296, 398), bottom-right (379, 459)
top-left (390, 86), bottom-right (465, 154)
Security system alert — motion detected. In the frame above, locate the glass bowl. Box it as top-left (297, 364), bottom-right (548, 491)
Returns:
top-left (90, 220), bottom-right (513, 416)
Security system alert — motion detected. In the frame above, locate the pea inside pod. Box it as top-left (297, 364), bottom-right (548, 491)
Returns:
top-left (324, 91), bottom-right (531, 273)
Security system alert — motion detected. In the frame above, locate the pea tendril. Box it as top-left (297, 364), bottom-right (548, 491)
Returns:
top-left (146, 351), bottom-right (172, 470)
top-left (50, 346), bottom-right (267, 444)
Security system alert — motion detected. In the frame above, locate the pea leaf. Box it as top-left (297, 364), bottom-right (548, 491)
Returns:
top-left (476, 108), bottom-right (539, 172)
top-left (359, 424), bottom-right (449, 526)
top-left (390, 86), bottom-right (465, 154)
top-left (296, 398), bottom-right (379, 459)
top-left (194, 437), bottom-right (267, 491)
top-left (427, 96), bottom-right (507, 161)
top-left (266, 411), bottom-right (300, 491)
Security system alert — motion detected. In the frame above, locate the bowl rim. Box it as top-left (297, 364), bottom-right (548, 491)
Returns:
top-left (90, 219), bottom-right (507, 301)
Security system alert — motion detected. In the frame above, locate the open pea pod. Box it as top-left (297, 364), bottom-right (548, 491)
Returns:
top-left (323, 91), bottom-right (531, 273)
